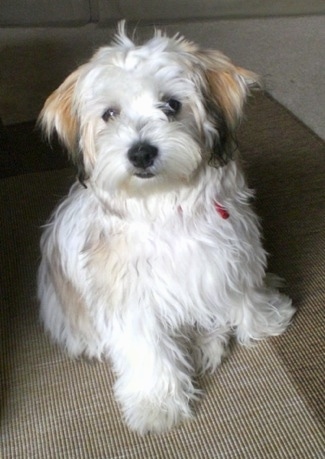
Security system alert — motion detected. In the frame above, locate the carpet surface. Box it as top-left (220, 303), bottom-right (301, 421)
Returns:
top-left (1, 93), bottom-right (324, 458)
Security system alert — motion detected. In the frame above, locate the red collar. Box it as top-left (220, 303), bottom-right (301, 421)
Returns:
top-left (177, 202), bottom-right (229, 219)
top-left (214, 202), bottom-right (230, 219)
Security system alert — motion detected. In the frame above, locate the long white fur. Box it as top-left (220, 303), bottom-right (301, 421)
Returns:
top-left (38, 23), bottom-right (295, 434)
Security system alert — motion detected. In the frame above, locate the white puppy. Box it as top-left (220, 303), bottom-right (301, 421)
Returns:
top-left (38, 22), bottom-right (295, 434)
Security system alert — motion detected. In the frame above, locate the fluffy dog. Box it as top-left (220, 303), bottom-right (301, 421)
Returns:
top-left (38, 22), bottom-right (295, 434)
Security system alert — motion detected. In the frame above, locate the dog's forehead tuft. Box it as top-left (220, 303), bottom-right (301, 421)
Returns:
top-left (74, 34), bottom-right (207, 110)
top-left (93, 34), bottom-right (198, 74)
top-left (122, 49), bottom-right (150, 72)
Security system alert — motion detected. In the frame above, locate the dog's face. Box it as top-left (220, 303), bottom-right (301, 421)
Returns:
top-left (40, 23), bottom-right (259, 195)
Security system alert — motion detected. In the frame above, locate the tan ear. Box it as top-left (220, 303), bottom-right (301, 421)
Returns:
top-left (38, 67), bottom-right (83, 155)
top-left (198, 50), bottom-right (261, 130)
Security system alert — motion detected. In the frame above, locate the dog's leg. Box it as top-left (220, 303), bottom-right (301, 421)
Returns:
top-left (192, 326), bottom-right (230, 375)
top-left (109, 313), bottom-right (198, 434)
top-left (38, 267), bottom-right (86, 356)
top-left (38, 256), bottom-right (102, 358)
top-left (234, 282), bottom-right (295, 345)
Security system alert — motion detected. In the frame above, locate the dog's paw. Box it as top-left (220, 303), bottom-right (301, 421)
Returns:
top-left (236, 288), bottom-right (296, 345)
top-left (121, 395), bottom-right (193, 434)
top-left (193, 335), bottom-right (229, 376)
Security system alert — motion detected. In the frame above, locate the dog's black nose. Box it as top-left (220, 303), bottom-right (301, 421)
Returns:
top-left (127, 143), bottom-right (158, 169)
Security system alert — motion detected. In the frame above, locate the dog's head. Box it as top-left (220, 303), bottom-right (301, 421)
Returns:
top-left (39, 22), bottom-right (259, 195)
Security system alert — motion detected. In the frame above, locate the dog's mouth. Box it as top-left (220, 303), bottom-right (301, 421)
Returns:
top-left (134, 171), bottom-right (155, 179)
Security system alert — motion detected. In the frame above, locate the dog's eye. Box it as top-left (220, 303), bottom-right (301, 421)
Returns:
top-left (102, 108), bottom-right (119, 122)
top-left (167, 99), bottom-right (181, 114)
top-left (160, 98), bottom-right (182, 117)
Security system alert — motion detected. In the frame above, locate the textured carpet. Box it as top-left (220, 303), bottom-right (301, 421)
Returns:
top-left (1, 93), bottom-right (324, 458)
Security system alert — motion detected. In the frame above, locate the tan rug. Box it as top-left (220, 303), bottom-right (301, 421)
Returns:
top-left (1, 93), bottom-right (324, 458)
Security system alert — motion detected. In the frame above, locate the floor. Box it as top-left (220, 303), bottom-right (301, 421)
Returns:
top-left (0, 15), bottom-right (324, 139)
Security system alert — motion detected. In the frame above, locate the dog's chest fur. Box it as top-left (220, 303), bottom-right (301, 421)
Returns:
top-left (52, 163), bottom-right (266, 330)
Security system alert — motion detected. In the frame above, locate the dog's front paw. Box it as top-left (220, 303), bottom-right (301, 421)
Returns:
top-left (121, 394), bottom-right (193, 434)
top-left (192, 329), bottom-right (230, 375)
top-left (193, 338), bottom-right (229, 376)
top-left (236, 288), bottom-right (295, 344)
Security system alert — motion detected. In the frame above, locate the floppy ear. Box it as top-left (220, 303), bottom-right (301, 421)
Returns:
top-left (197, 50), bottom-right (261, 163)
top-left (38, 68), bottom-right (81, 152)
top-left (38, 67), bottom-right (87, 183)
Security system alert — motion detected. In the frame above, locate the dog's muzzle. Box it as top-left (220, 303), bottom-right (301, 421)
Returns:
top-left (128, 142), bottom-right (158, 178)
